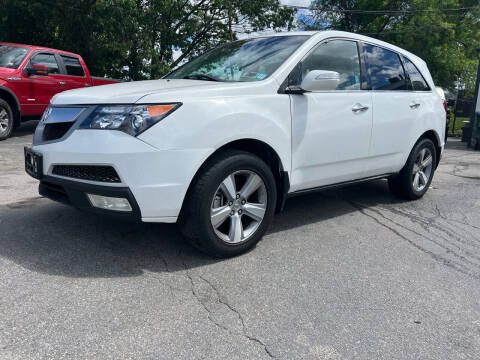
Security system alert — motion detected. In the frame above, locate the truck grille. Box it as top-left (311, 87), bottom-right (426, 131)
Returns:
top-left (52, 165), bottom-right (121, 183)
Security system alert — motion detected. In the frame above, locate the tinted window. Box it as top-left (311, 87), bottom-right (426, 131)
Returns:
top-left (30, 53), bottom-right (60, 74)
top-left (302, 40), bottom-right (361, 90)
top-left (402, 56), bottom-right (429, 91)
top-left (166, 36), bottom-right (309, 82)
top-left (0, 45), bottom-right (29, 69)
top-left (61, 55), bottom-right (85, 77)
top-left (363, 44), bottom-right (407, 91)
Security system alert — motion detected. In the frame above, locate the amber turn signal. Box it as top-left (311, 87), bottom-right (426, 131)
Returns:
top-left (147, 105), bottom-right (176, 118)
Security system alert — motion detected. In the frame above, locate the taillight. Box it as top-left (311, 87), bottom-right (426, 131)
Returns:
top-left (442, 99), bottom-right (447, 112)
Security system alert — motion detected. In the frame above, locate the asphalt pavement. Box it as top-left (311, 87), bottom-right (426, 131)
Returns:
top-left (1, 121), bottom-right (479, 359)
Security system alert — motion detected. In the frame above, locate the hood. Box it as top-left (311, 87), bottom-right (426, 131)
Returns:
top-left (0, 67), bottom-right (19, 81)
top-left (51, 79), bottom-right (223, 105)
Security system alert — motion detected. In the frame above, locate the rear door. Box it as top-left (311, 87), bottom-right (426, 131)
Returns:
top-left (360, 43), bottom-right (413, 176)
top-left (290, 39), bottom-right (373, 191)
top-left (57, 54), bottom-right (90, 91)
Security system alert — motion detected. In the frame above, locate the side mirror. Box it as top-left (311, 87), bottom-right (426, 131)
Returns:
top-left (26, 64), bottom-right (49, 76)
top-left (300, 70), bottom-right (340, 92)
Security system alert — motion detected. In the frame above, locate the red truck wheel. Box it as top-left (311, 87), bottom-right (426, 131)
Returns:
top-left (0, 99), bottom-right (14, 140)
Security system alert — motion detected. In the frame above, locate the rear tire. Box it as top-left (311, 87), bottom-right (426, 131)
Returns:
top-left (179, 150), bottom-right (277, 258)
top-left (0, 99), bottom-right (14, 141)
top-left (388, 138), bottom-right (436, 200)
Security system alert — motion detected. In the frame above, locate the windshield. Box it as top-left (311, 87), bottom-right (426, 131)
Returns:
top-left (0, 45), bottom-right (30, 69)
top-left (166, 35), bottom-right (310, 82)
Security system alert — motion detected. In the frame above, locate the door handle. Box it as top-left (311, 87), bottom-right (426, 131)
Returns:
top-left (409, 101), bottom-right (421, 109)
top-left (352, 103), bottom-right (369, 113)
top-left (59, 81), bottom-right (66, 86)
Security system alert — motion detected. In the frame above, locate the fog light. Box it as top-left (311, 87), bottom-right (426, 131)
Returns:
top-left (87, 193), bottom-right (132, 212)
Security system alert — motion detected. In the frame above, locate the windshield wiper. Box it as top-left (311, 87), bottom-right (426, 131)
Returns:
top-left (183, 74), bottom-right (221, 82)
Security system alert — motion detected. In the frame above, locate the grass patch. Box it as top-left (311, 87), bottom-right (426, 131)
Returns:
top-left (449, 116), bottom-right (470, 135)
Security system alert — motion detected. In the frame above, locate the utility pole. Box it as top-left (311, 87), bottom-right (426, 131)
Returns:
top-left (228, 2), bottom-right (234, 41)
top-left (469, 48), bottom-right (480, 149)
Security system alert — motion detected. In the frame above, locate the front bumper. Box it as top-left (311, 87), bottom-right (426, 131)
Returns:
top-left (39, 175), bottom-right (141, 220)
top-left (31, 129), bottom-right (213, 223)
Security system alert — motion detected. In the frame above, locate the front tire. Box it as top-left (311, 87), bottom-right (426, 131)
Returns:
top-left (179, 150), bottom-right (277, 258)
top-left (388, 138), bottom-right (436, 200)
top-left (0, 99), bottom-right (14, 141)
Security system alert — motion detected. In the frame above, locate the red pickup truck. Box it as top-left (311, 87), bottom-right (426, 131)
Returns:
top-left (0, 42), bottom-right (120, 140)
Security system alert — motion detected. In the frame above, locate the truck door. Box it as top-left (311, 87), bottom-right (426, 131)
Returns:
top-left (21, 52), bottom-right (63, 116)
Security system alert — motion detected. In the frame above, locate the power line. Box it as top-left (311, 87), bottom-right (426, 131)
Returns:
top-left (359, 24), bottom-right (454, 36)
top-left (282, 4), bottom-right (479, 15)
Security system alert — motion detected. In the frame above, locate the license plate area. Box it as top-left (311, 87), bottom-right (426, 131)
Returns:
top-left (24, 147), bottom-right (43, 179)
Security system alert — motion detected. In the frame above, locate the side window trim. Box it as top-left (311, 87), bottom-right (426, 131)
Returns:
top-left (398, 54), bottom-right (411, 90)
top-left (396, 52), bottom-right (410, 91)
top-left (357, 42), bottom-right (371, 90)
top-left (54, 52), bottom-right (68, 75)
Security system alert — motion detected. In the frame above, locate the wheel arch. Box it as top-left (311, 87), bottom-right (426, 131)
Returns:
top-left (180, 138), bottom-right (290, 217)
top-left (0, 86), bottom-right (21, 127)
top-left (417, 129), bottom-right (442, 168)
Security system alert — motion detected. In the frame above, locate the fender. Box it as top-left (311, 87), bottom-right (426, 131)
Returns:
top-left (0, 84), bottom-right (21, 125)
top-left (399, 129), bottom-right (442, 172)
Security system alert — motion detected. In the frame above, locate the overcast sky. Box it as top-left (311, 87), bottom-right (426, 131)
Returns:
top-left (280, 0), bottom-right (311, 7)
top-left (173, 1), bottom-right (314, 61)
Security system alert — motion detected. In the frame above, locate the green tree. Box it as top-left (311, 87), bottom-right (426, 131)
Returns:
top-left (0, 0), bottom-right (295, 80)
top-left (303, 0), bottom-right (480, 94)
top-left (139, 0), bottom-right (296, 79)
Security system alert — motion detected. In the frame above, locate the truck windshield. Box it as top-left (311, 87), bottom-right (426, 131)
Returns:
top-left (166, 35), bottom-right (309, 82)
top-left (0, 45), bottom-right (30, 69)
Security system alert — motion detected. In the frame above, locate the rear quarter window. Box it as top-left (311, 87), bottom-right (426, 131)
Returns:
top-left (402, 56), bottom-right (430, 91)
top-left (60, 55), bottom-right (85, 77)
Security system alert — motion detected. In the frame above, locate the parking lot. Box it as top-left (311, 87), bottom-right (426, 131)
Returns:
top-left (1, 121), bottom-right (480, 359)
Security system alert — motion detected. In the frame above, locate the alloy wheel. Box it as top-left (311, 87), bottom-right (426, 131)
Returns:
top-left (412, 147), bottom-right (433, 192)
top-left (210, 170), bottom-right (267, 244)
top-left (0, 107), bottom-right (10, 134)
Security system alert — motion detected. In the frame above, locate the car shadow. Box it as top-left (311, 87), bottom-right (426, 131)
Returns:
top-left (0, 179), bottom-right (406, 278)
top-left (10, 120), bottom-right (39, 139)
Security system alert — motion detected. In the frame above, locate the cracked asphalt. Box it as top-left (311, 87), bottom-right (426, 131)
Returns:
top-left (1, 120), bottom-right (480, 360)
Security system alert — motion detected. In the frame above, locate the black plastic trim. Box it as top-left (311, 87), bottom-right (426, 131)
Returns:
top-left (275, 170), bottom-right (290, 213)
top-left (288, 173), bottom-right (395, 197)
top-left (52, 165), bottom-right (121, 183)
top-left (357, 42), bottom-right (372, 90)
top-left (39, 175), bottom-right (141, 221)
top-left (33, 105), bottom-right (95, 146)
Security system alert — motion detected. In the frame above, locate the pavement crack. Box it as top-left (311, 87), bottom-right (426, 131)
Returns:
top-left (198, 274), bottom-right (276, 359)
top-left (346, 200), bottom-right (480, 279)
top-left (383, 207), bottom-right (480, 251)
top-left (181, 258), bottom-right (275, 358)
top-left (451, 163), bottom-right (480, 180)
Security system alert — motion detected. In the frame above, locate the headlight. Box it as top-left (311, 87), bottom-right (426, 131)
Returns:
top-left (79, 103), bottom-right (181, 136)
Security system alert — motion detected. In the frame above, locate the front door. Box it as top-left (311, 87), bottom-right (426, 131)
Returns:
top-left (290, 39), bottom-right (373, 192)
top-left (19, 52), bottom-right (63, 116)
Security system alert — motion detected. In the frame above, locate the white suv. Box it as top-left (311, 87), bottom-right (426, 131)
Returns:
top-left (25, 31), bottom-right (445, 257)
